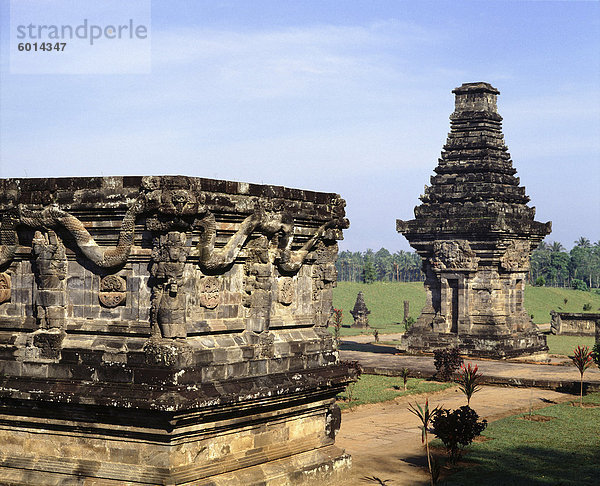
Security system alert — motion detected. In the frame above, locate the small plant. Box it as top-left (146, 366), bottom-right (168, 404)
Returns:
top-left (400, 367), bottom-right (410, 391)
top-left (408, 399), bottom-right (442, 486)
top-left (583, 303), bottom-right (592, 311)
top-left (564, 298), bottom-right (568, 305)
top-left (458, 363), bottom-right (483, 406)
top-left (592, 342), bottom-right (600, 369)
top-left (432, 406), bottom-right (487, 464)
top-left (405, 316), bottom-right (415, 331)
top-left (373, 329), bottom-right (379, 343)
top-left (535, 276), bottom-right (545, 287)
top-left (571, 345), bottom-right (593, 407)
top-left (433, 348), bottom-right (463, 382)
top-left (331, 308), bottom-right (343, 348)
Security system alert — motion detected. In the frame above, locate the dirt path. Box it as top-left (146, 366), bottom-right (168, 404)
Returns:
top-left (334, 385), bottom-right (573, 485)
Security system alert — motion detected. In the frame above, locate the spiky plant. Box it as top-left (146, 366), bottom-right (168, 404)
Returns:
top-left (571, 345), bottom-right (593, 407)
top-left (400, 368), bottom-right (410, 391)
top-left (408, 399), bottom-right (442, 486)
top-left (458, 362), bottom-right (483, 406)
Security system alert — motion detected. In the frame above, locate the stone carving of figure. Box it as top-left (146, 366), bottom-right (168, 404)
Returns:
top-left (150, 231), bottom-right (189, 338)
top-left (32, 230), bottom-right (67, 329)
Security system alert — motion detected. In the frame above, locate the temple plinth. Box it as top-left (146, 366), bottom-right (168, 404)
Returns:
top-left (0, 175), bottom-right (357, 485)
top-left (396, 82), bottom-right (551, 358)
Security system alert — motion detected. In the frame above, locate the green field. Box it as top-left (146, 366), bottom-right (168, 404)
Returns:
top-left (336, 374), bottom-right (453, 410)
top-left (442, 392), bottom-right (600, 485)
top-left (546, 334), bottom-right (596, 356)
top-left (332, 281), bottom-right (426, 336)
top-left (333, 282), bottom-right (600, 336)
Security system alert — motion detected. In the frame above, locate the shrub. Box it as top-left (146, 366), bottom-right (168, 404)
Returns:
top-left (572, 279), bottom-right (588, 291)
top-left (433, 348), bottom-right (463, 381)
top-left (432, 406), bottom-right (487, 463)
top-left (535, 276), bottom-right (546, 287)
top-left (405, 316), bottom-right (415, 331)
top-left (592, 342), bottom-right (600, 369)
top-left (583, 303), bottom-right (592, 311)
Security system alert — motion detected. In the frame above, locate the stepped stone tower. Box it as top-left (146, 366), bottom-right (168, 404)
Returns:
top-left (397, 82), bottom-right (551, 358)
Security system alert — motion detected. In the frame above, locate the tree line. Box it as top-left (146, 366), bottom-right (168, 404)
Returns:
top-left (336, 237), bottom-right (600, 289)
top-left (530, 237), bottom-right (600, 289)
top-left (336, 248), bottom-right (424, 283)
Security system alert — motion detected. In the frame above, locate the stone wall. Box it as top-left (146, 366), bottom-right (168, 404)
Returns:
top-left (0, 175), bottom-right (357, 485)
top-left (550, 311), bottom-right (600, 337)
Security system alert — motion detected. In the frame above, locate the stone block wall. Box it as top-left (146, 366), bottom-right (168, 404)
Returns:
top-left (550, 311), bottom-right (600, 337)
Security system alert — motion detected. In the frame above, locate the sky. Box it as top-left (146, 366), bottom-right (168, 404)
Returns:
top-left (1, 0), bottom-right (599, 252)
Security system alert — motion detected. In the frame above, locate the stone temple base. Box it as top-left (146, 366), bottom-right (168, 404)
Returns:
top-left (399, 329), bottom-right (548, 359)
top-left (0, 364), bottom-right (352, 486)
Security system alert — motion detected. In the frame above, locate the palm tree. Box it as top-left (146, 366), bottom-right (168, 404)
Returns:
top-left (575, 237), bottom-right (591, 248)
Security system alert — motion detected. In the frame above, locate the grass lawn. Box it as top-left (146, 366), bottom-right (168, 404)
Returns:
top-left (332, 282), bottom-right (425, 336)
top-left (524, 285), bottom-right (600, 323)
top-left (336, 374), bottom-right (453, 410)
top-left (442, 391), bottom-right (600, 485)
top-left (333, 282), bottom-right (600, 335)
top-left (546, 334), bottom-right (596, 356)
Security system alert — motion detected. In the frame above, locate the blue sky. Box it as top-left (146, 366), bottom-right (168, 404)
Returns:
top-left (1, 0), bottom-right (598, 252)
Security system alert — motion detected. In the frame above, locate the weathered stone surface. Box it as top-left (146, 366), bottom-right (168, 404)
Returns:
top-left (397, 83), bottom-right (551, 358)
top-left (0, 175), bottom-right (356, 485)
top-left (550, 311), bottom-right (600, 337)
top-left (350, 291), bottom-right (370, 328)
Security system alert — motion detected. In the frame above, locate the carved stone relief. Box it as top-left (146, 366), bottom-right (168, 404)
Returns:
top-left (431, 240), bottom-right (479, 271)
top-left (32, 230), bottom-right (67, 329)
top-left (0, 273), bottom-right (10, 304)
top-left (99, 275), bottom-right (126, 308)
top-left (278, 277), bottom-right (294, 305)
top-left (500, 240), bottom-right (530, 271)
top-left (198, 276), bottom-right (220, 309)
top-left (150, 231), bottom-right (189, 338)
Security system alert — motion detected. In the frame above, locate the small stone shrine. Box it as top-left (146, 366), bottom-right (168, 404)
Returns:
top-left (397, 82), bottom-right (551, 358)
top-left (350, 291), bottom-right (370, 328)
top-left (0, 176), bottom-right (358, 485)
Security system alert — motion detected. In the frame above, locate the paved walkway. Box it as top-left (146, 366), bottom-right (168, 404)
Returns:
top-left (340, 334), bottom-right (600, 392)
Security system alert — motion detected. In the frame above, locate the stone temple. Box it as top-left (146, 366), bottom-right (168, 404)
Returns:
top-left (397, 82), bottom-right (551, 358)
top-left (0, 176), bottom-right (358, 485)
